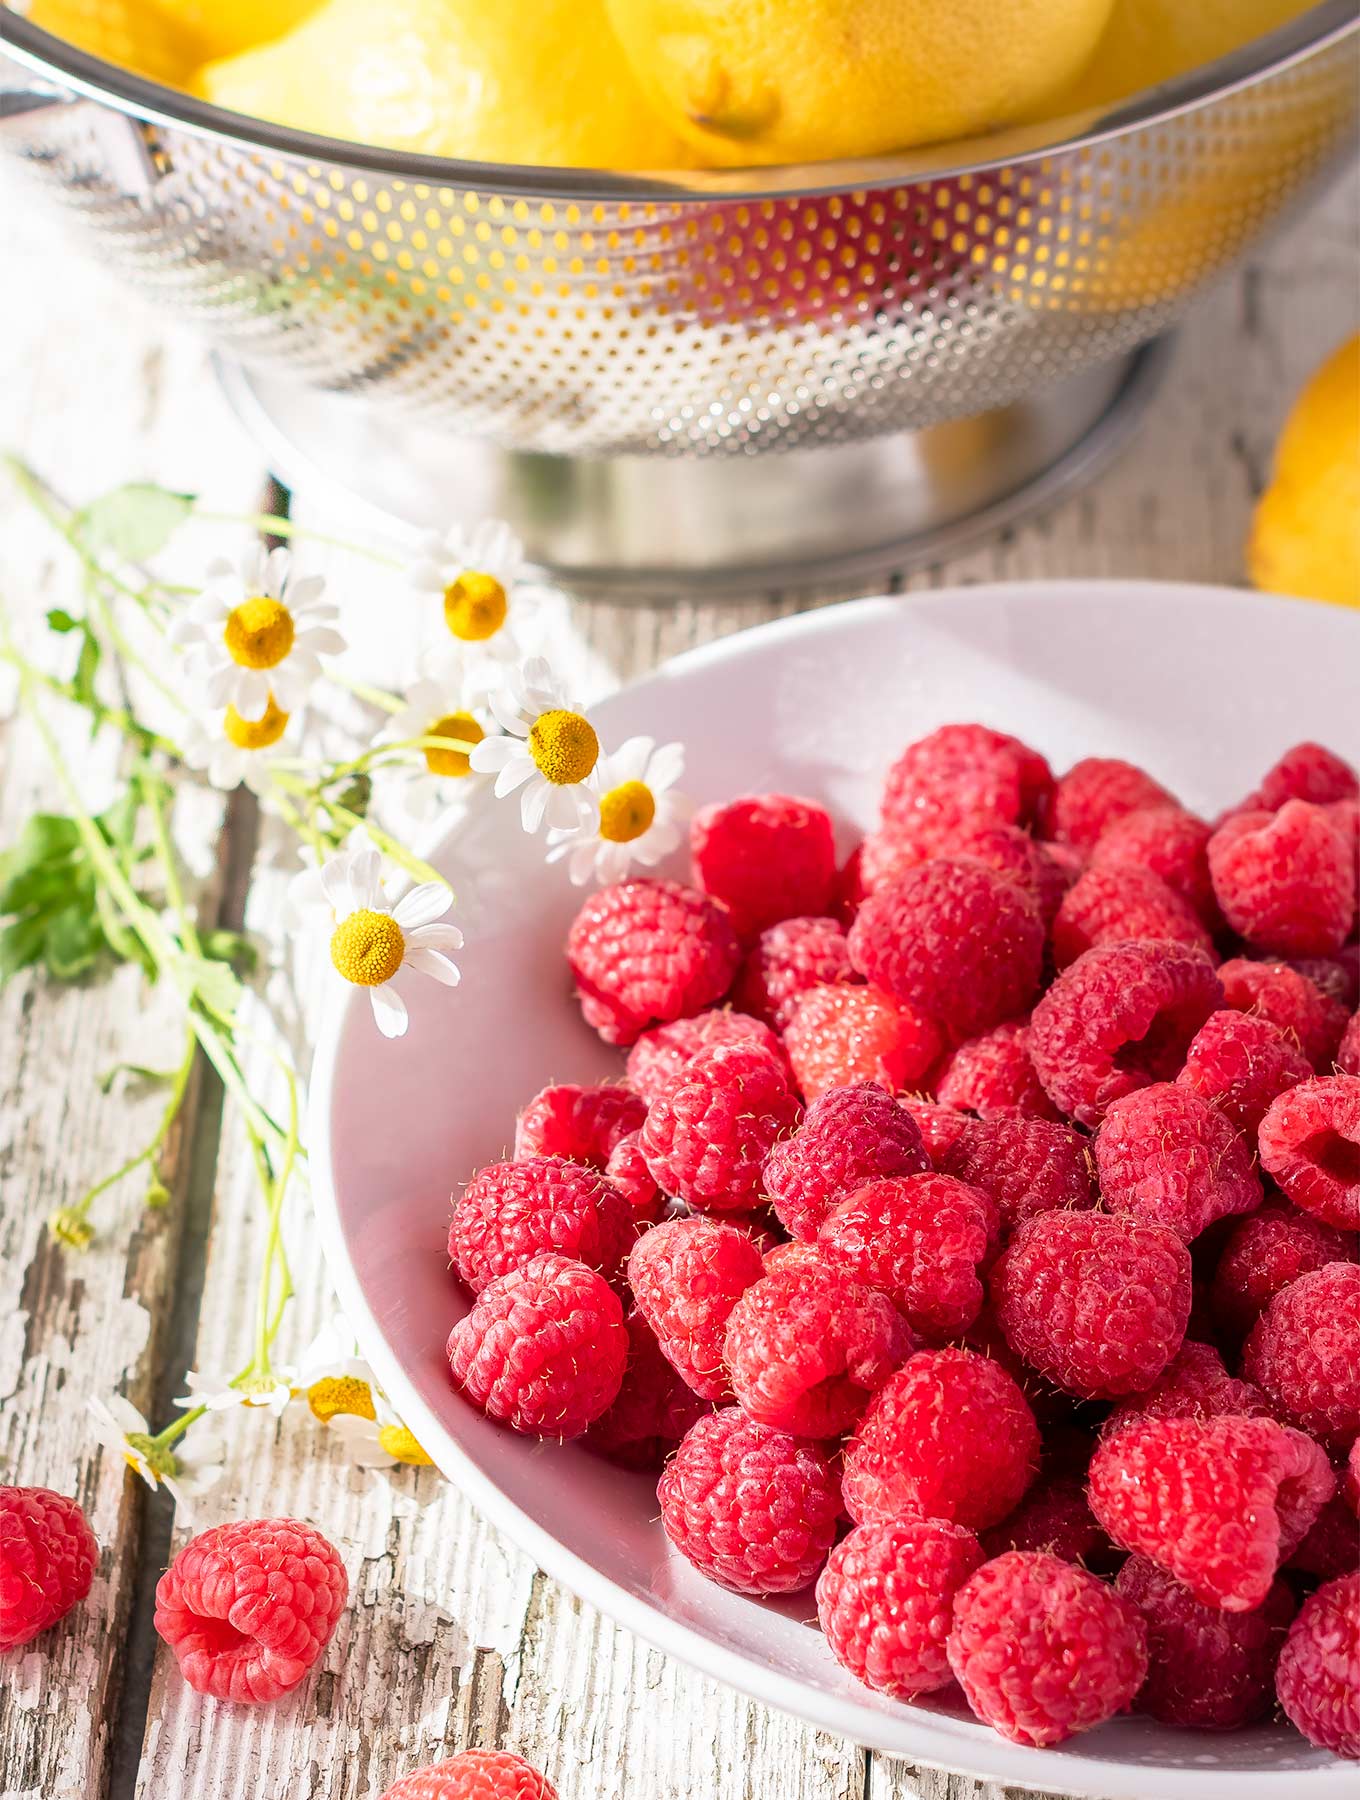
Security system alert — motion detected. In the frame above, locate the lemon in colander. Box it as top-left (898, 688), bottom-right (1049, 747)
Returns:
top-left (19, 0), bottom-right (198, 85)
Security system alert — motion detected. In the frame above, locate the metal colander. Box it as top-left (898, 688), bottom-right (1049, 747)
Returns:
top-left (1, 5), bottom-right (1357, 460)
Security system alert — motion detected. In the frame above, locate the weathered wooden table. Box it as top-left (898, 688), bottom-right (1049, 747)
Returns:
top-left (1, 163), bottom-right (1356, 1800)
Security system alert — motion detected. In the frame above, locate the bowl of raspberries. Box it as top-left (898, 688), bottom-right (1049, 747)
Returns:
top-left (312, 583), bottom-right (1359, 1794)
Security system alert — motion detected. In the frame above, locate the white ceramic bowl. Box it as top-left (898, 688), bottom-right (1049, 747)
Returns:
top-left (312, 583), bottom-right (1360, 1798)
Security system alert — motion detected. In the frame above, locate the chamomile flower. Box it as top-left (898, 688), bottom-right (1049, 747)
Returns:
top-left (87, 1395), bottom-right (225, 1521)
top-left (546, 737), bottom-right (687, 885)
top-left (470, 656), bottom-right (601, 834)
top-left (407, 519), bottom-right (536, 661)
top-left (174, 1367), bottom-right (296, 1418)
top-left (381, 672), bottom-right (494, 823)
top-left (297, 1313), bottom-right (379, 1425)
top-left (169, 546), bottom-right (345, 722)
top-left (181, 700), bottom-right (294, 794)
top-left (328, 1391), bottom-right (435, 1470)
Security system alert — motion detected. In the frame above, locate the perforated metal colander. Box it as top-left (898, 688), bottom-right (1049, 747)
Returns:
top-left (1, 5), bottom-right (1356, 460)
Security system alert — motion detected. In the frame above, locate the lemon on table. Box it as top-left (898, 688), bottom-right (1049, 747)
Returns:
top-left (1248, 336), bottom-right (1360, 611)
top-left (153, 0), bottom-right (323, 62)
top-left (19, 0), bottom-right (198, 85)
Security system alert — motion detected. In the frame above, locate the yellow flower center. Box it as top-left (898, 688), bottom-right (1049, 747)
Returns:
top-left (598, 779), bottom-right (657, 844)
top-left (330, 909), bottom-right (405, 987)
top-left (424, 710), bottom-right (485, 779)
top-left (528, 709), bottom-right (598, 787)
top-left (224, 695), bottom-right (290, 750)
top-left (234, 1374), bottom-right (287, 1408)
top-left (443, 571), bottom-right (508, 642)
top-left (223, 595), bottom-right (295, 670)
top-left (307, 1375), bottom-right (376, 1423)
top-left (378, 1422), bottom-right (434, 1466)
top-left (124, 1431), bottom-right (178, 1480)
top-left (49, 1207), bottom-right (95, 1250)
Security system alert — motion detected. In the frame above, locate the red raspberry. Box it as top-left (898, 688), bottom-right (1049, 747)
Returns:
top-left (1210, 1201), bottom-right (1357, 1341)
top-left (898, 1097), bottom-right (971, 1163)
top-left (448, 1158), bottom-right (634, 1295)
top-left (815, 1173), bottom-right (996, 1341)
top-left (762, 1081), bottom-right (929, 1241)
top-left (379, 1749), bottom-right (557, 1800)
top-left (722, 1264), bottom-right (914, 1436)
top-left (657, 1407), bottom-right (841, 1595)
top-left (842, 1348), bottom-right (1039, 1532)
top-left (880, 723), bottom-right (1053, 840)
top-left (990, 1211), bottom-right (1191, 1399)
top-left (1046, 757), bottom-right (1178, 854)
top-left (1242, 1262), bottom-right (1360, 1450)
top-left (586, 1312), bottom-right (710, 1469)
top-left (1346, 1439), bottom-right (1360, 1515)
top-left (1091, 806), bottom-right (1220, 926)
top-left (0, 1487), bottom-right (97, 1649)
top-left (1276, 1573), bottom-right (1360, 1758)
top-left (1114, 1555), bottom-right (1295, 1731)
top-left (1238, 741), bottom-right (1359, 814)
top-left (566, 879), bottom-right (739, 1046)
top-left (1293, 948), bottom-right (1360, 1011)
top-left (946, 1551), bottom-right (1149, 1747)
top-left (1093, 1082), bottom-right (1261, 1242)
top-left (1103, 1340), bottom-right (1274, 1437)
top-left (690, 794), bottom-right (837, 940)
top-left (625, 1008), bottom-right (786, 1105)
top-left (602, 1130), bottom-right (664, 1226)
top-left (1258, 1075), bottom-right (1360, 1230)
top-left (726, 1206), bottom-right (785, 1255)
top-left (1209, 802), bottom-right (1356, 957)
top-left (933, 1017), bottom-right (1060, 1121)
top-left (639, 1043), bottom-right (800, 1215)
top-left (513, 1082), bottom-right (646, 1167)
top-left (953, 823), bottom-right (1075, 926)
top-left (783, 983), bottom-right (941, 1102)
top-left (626, 1217), bottom-right (764, 1400)
top-left (153, 1518), bottom-right (347, 1702)
top-left (1177, 1008), bottom-right (1312, 1137)
top-left (1340, 1011), bottom-right (1360, 1077)
top-left (848, 861), bottom-right (1044, 1042)
top-left (938, 1116), bottom-right (1096, 1232)
top-left (1028, 939), bottom-right (1223, 1127)
top-left (731, 915), bottom-right (856, 1031)
top-left (1052, 866), bottom-right (1217, 971)
top-left (832, 840), bottom-right (868, 918)
top-left (1290, 1496), bottom-right (1360, 1582)
top-left (1218, 958), bottom-right (1349, 1072)
top-left (856, 824), bottom-right (932, 896)
top-left (816, 1516), bottom-right (984, 1700)
top-left (1087, 1414), bottom-right (1335, 1611)
top-left (981, 1471), bottom-right (1116, 1570)
top-left (446, 1254), bottom-right (627, 1438)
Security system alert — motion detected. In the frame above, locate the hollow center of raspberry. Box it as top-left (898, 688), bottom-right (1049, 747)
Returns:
top-left (189, 1613), bottom-right (252, 1659)
top-left (223, 597), bottom-right (294, 670)
top-left (1299, 1126), bottom-right (1360, 1185)
top-left (598, 779), bottom-right (656, 844)
top-left (443, 571), bottom-right (508, 641)
top-left (329, 909), bottom-right (405, 987)
top-left (1112, 1007), bottom-right (1189, 1082)
top-left (528, 709), bottom-right (599, 787)
top-left (424, 710), bottom-right (484, 779)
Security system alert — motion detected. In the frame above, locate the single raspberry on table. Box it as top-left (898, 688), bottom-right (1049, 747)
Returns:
top-left (586, 1312), bottom-right (711, 1469)
top-left (841, 1347), bottom-right (1039, 1533)
top-left (898, 1097), bottom-right (971, 1163)
top-left (1210, 1201), bottom-right (1357, 1341)
top-left (981, 1471), bottom-right (1117, 1571)
top-left (566, 879), bottom-right (739, 1046)
top-left (690, 794), bottom-right (837, 940)
top-left (731, 915), bottom-right (856, 1032)
top-left (1052, 866), bottom-right (1217, 971)
top-left (624, 1008), bottom-right (786, 1105)
top-left (656, 1407), bottom-right (841, 1595)
top-left (762, 1081), bottom-right (929, 1241)
top-left (783, 983), bottom-right (941, 1101)
top-left (1177, 1008), bottom-right (1312, 1137)
top-left (446, 1254), bottom-right (628, 1439)
top-left (1045, 757), bottom-right (1178, 854)
top-left (1236, 741), bottom-right (1358, 815)
top-left (626, 1217), bottom-right (765, 1401)
top-left (880, 723), bottom-right (1053, 840)
top-left (1257, 1075), bottom-right (1360, 1230)
top-left (1208, 802), bottom-right (1356, 958)
top-left (1091, 806), bottom-right (1219, 926)
top-left (990, 1211), bottom-right (1192, 1400)
top-left (1275, 1573), bottom-right (1360, 1759)
top-left (1242, 1262), bottom-right (1360, 1450)
top-left (1087, 1413), bottom-right (1335, 1612)
top-left (1028, 938), bottom-right (1223, 1127)
top-left (1092, 1082), bottom-right (1261, 1242)
top-left (153, 1518), bottom-right (347, 1702)
top-left (602, 1130), bottom-right (665, 1227)
top-left (847, 860), bottom-right (1044, 1042)
top-left (0, 1486), bottom-right (98, 1650)
top-left (933, 1017), bottom-right (1060, 1121)
top-left (1114, 1555), bottom-right (1295, 1731)
top-left (946, 1550), bottom-right (1149, 1747)
top-left (1218, 958), bottom-right (1349, 1071)
top-left (1340, 1011), bottom-right (1360, 1077)
top-left (639, 1043), bottom-right (800, 1215)
top-left (938, 1116), bottom-right (1095, 1232)
top-left (379, 1748), bottom-right (557, 1800)
top-left (447, 1157), bottom-right (634, 1296)
top-left (513, 1083), bottom-right (646, 1168)
top-left (815, 1516), bottom-right (984, 1700)
top-left (1102, 1340), bottom-right (1273, 1437)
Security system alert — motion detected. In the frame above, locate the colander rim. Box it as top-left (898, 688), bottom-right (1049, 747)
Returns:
top-left (2, 0), bottom-right (1356, 199)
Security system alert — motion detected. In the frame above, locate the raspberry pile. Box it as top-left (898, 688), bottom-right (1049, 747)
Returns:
top-left (444, 731), bottom-right (1360, 1761)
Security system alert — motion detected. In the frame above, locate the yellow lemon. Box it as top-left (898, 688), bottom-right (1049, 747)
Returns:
top-left (601, 0), bottom-right (1116, 166)
top-left (154, 0), bottom-right (323, 62)
top-left (1248, 336), bottom-right (1360, 610)
top-left (20, 0), bottom-right (198, 84)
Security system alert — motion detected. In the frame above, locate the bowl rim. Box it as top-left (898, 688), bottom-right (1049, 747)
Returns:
top-left (308, 580), bottom-right (1359, 1795)
top-left (3, 2), bottom-right (1356, 202)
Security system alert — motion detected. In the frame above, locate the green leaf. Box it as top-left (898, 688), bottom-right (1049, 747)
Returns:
top-left (98, 1062), bottom-right (176, 1095)
top-left (173, 951), bottom-right (241, 1023)
top-left (0, 915), bottom-right (47, 983)
top-left (201, 927), bottom-right (258, 976)
top-left (78, 483), bottom-right (194, 562)
top-left (96, 788), bottom-right (142, 852)
top-left (93, 882), bottom-right (154, 978)
top-left (46, 608), bottom-right (80, 634)
top-left (0, 859), bottom-right (87, 917)
top-left (73, 630), bottom-right (101, 712)
top-left (43, 904), bottom-right (104, 980)
top-left (9, 814), bottom-right (81, 868)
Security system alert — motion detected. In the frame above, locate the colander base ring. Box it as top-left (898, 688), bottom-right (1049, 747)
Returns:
top-left (215, 343), bottom-right (1171, 598)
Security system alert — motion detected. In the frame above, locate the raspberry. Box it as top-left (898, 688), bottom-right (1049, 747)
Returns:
top-left (513, 1083), bottom-right (646, 1168)
top-left (722, 1264), bottom-right (913, 1436)
top-left (1028, 939), bottom-right (1223, 1128)
top-left (990, 1211), bottom-right (1191, 1399)
top-left (1103, 1341), bottom-right (1274, 1437)
top-left (815, 1173), bottom-right (996, 1341)
top-left (1091, 806), bottom-right (1219, 926)
top-left (1218, 958), bottom-right (1349, 1071)
top-left (1346, 1438), bottom-right (1360, 1516)
top-left (938, 1116), bottom-right (1096, 1233)
top-left (1340, 1011), bottom-right (1360, 1077)
top-left (1294, 948), bottom-right (1360, 1012)
top-left (446, 1254), bottom-right (627, 1438)
top-left (933, 1017), bottom-right (1060, 1121)
top-left (762, 1082), bottom-right (929, 1241)
top-left (981, 1472), bottom-right (1117, 1571)
top-left (1275, 1573), bottom-right (1360, 1757)
top-left (880, 723), bottom-right (1053, 840)
top-left (816, 1516), bottom-right (984, 1700)
top-left (953, 823), bottom-right (1075, 926)
top-left (448, 1158), bottom-right (634, 1295)
top-left (1238, 741), bottom-right (1358, 814)
top-left (153, 1518), bottom-right (347, 1702)
top-left (379, 1749), bottom-right (557, 1800)
top-left (626, 1217), bottom-right (764, 1400)
top-left (731, 915), bottom-right (855, 1031)
top-left (1257, 1075), bottom-right (1360, 1230)
top-left (639, 1043), bottom-right (800, 1214)
top-left (657, 1408), bottom-right (840, 1595)
top-left (0, 1487), bottom-right (97, 1649)
top-left (1114, 1556), bottom-right (1295, 1730)
top-left (783, 983), bottom-right (941, 1101)
top-left (586, 1312), bottom-right (710, 1469)
top-left (848, 861), bottom-right (1044, 1041)
top-left (690, 794), bottom-right (837, 940)
top-left (1052, 866), bottom-right (1216, 970)
top-left (1177, 1008), bottom-right (1312, 1137)
top-left (1046, 757), bottom-right (1178, 854)
top-left (1210, 1201), bottom-right (1357, 1341)
top-left (1290, 1497), bottom-right (1360, 1582)
top-left (1087, 1414), bottom-right (1335, 1611)
top-left (566, 879), bottom-right (739, 1046)
top-left (1092, 1082), bottom-right (1261, 1242)
top-left (898, 1097), bottom-right (971, 1163)
top-left (842, 1348), bottom-right (1039, 1532)
top-left (1242, 1262), bottom-right (1360, 1450)
top-left (726, 1206), bottom-right (784, 1255)
top-left (602, 1130), bottom-right (665, 1226)
top-left (946, 1551), bottom-right (1149, 1747)
top-left (625, 1008), bottom-right (786, 1105)
top-left (1208, 802), bottom-right (1356, 957)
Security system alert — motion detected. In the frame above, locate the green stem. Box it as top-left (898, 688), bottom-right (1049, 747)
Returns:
top-left (88, 588), bottom-right (188, 716)
top-left (251, 1064), bottom-right (299, 1375)
top-left (191, 507), bottom-right (404, 569)
top-left (0, 645), bottom-right (184, 758)
top-left (2, 455), bottom-right (169, 617)
top-left (69, 1028), bottom-right (197, 1221)
top-left (326, 801), bottom-right (450, 888)
top-left (154, 1402), bottom-right (207, 1449)
top-left (139, 767), bottom-right (202, 958)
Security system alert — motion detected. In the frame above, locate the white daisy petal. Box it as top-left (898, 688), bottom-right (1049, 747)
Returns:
top-left (404, 947), bottom-right (461, 986)
top-left (393, 882), bottom-right (453, 930)
top-left (407, 922), bottom-right (464, 953)
top-left (233, 669), bottom-right (271, 722)
top-left (370, 985), bottom-right (409, 1038)
top-left (320, 855), bottom-right (356, 915)
top-left (203, 662), bottom-right (238, 707)
top-left (295, 626), bottom-right (347, 656)
top-left (542, 783), bottom-right (587, 831)
top-left (494, 759), bottom-right (535, 798)
top-left (469, 736), bottom-right (519, 774)
top-left (346, 848), bottom-right (386, 912)
top-left (520, 776), bottom-right (551, 834)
